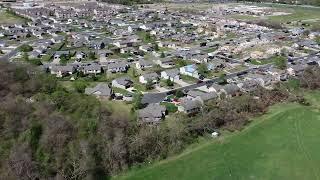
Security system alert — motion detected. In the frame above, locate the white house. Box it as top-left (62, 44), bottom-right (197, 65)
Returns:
top-left (161, 69), bottom-right (180, 81)
top-left (179, 64), bottom-right (200, 79)
top-left (139, 73), bottom-right (159, 84)
top-left (136, 59), bottom-right (153, 70)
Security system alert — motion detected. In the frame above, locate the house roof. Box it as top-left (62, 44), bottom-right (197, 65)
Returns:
top-left (106, 61), bottom-right (128, 69)
top-left (51, 65), bottom-right (74, 72)
top-left (142, 72), bottom-right (159, 80)
top-left (241, 79), bottom-right (259, 91)
top-left (208, 83), bottom-right (223, 91)
top-left (113, 77), bottom-right (133, 86)
top-left (187, 90), bottom-right (218, 101)
top-left (156, 57), bottom-right (174, 64)
top-left (180, 99), bottom-right (202, 111)
top-left (183, 64), bottom-right (197, 73)
top-left (222, 84), bottom-right (240, 95)
top-left (163, 68), bottom-right (180, 77)
top-left (138, 103), bottom-right (166, 120)
top-left (82, 64), bottom-right (101, 71)
top-left (54, 51), bottom-right (70, 56)
top-left (85, 83), bottom-right (113, 96)
top-left (290, 64), bottom-right (306, 72)
top-left (138, 59), bottom-right (153, 66)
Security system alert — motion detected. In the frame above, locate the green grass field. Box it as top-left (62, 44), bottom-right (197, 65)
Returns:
top-left (229, 3), bottom-right (320, 29)
top-left (115, 91), bottom-right (320, 180)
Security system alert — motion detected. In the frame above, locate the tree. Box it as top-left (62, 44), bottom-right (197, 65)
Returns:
top-left (175, 59), bottom-right (187, 68)
top-left (133, 93), bottom-right (143, 109)
top-left (160, 52), bottom-right (165, 58)
top-left (218, 74), bottom-right (227, 85)
top-left (88, 51), bottom-right (96, 60)
top-left (145, 79), bottom-right (154, 90)
top-left (144, 33), bottom-right (151, 42)
top-left (131, 68), bottom-right (138, 78)
top-left (175, 90), bottom-right (184, 98)
top-left (198, 63), bottom-right (208, 77)
top-left (274, 56), bottom-right (287, 70)
top-left (153, 43), bottom-right (159, 51)
top-left (8, 143), bottom-right (39, 179)
top-left (29, 58), bottom-right (43, 66)
top-left (60, 54), bottom-right (70, 65)
top-left (19, 44), bottom-right (33, 52)
top-left (23, 52), bottom-right (29, 62)
top-left (73, 80), bottom-right (88, 93)
top-left (166, 79), bottom-right (174, 87)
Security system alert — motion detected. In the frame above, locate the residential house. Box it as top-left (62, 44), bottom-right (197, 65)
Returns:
top-left (138, 103), bottom-right (166, 125)
top-left (33, 31), bottom-right (45, 38)
top-left (154, 58), bottom-right (175, 68)
top-left (237, 79), bottom-right (260, 92)
top-left (54, 51), bottom-right (70, 61)
top-left (207, 83), bottom-right (224, 93)
top-left (136, 59), bottom-right (153, 70)
top-left (90, 40), bottom-right (106, 50)
top-left (104, 61), bottom-right (129, 73)
top-left (287, 64), bottom-right (307, 76)
top-left (81, 63), bottom-right (102, 75)
top-left (139, 72), bottom-right (160, 84)
top-left (85, 83), bottom-right (114, 98)
top-left (161, 69), bottom-right (180, 81)
top-left (98, 50), bottom-right (114, 61)
top-left (112, 77), bottom-right (133, 89)
top-left (76, 51), bottom-right (87, 61)
top-left (219, 84), bottom-right (241, 98)
top-left (51, 36), bottom-right (65, 43)
top-left (139, 44), bottom-right (154, 52)
top-left (180, 64), bottom-right (200, 79)
top-left (50, 65), bottom-right (75, 77)
top-left (187, 90), bottom-right (218, 104)
top-left (178, 98), bottom-right (202, 114)
top-left (28, 51), bottom-right (41, 59)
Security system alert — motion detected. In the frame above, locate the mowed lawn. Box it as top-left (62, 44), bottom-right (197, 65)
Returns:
top-left (115, 91), bottom-right (320, 180)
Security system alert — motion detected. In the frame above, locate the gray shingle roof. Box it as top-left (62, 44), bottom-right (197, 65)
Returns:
top-left (180, 99), bottom-right (202, 111)
top-left (142, 72), bottom-right (159, 80)
top-left (114, 77), bottom-right (133, 86)
top-left (85, 83), bottom-right (113, 96)
top-left (51, 65), bottom-right (74, 72)
top-left (138, 103), bottom-right (166, 122)
top-left (82, 64), bottom-right (101, 71)
top-left (222, 84), bottom-right (240, 95)
top-left (163, 68), bottom-right (180, 77)
top-left (187, 90), bottom-right (218, 101)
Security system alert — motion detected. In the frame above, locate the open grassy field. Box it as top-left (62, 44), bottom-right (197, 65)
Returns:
top-left (0, 9), bottom-right (27, 25)
top-left (114, 91), bottom-right (320, 180)
top-left (230, 3), bottom-right (320, 29)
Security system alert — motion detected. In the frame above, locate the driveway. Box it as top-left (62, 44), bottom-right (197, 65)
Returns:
top-left (175, 79), bottom-right (190, 87)
top-left (155, 85), bottom-right (169, 93)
